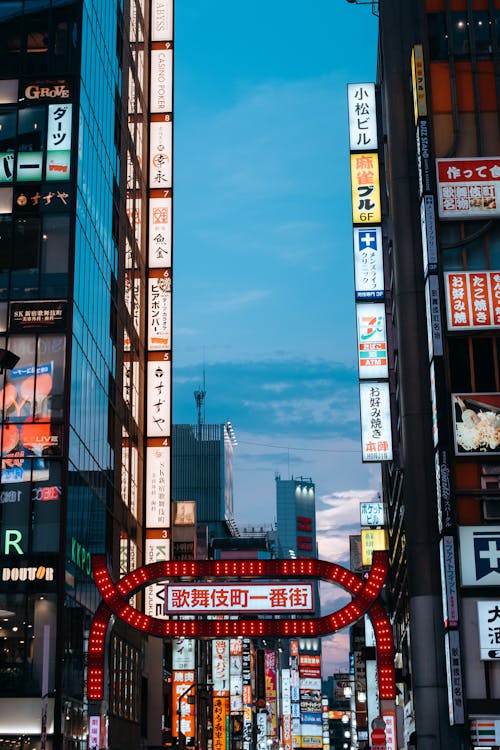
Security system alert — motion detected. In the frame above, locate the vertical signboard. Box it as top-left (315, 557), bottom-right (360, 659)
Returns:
top-left (347, 83), bottom-right (378, 151)
top-left (145, 0), bottom-right (173, 613)
top-left (359, 381), bottom-right (393, 461)
top-left (356, 302), bottom-right (388, 379)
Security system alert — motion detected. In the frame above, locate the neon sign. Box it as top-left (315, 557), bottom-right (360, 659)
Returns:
top-left (87, 553), bottom-right (395, 702)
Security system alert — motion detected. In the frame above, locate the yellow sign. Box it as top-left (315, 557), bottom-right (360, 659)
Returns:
top-left (411, 44), bottom-right (427, 123)
top-left (213, 694), bottom-right (228, 750)
top-left (361, 528), bottom-right (388, 566)
top-left (350, 153), bottom-right (381, 224)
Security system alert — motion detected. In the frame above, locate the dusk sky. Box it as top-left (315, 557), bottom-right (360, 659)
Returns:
top-left (173, 2), bottom-right (380, 671)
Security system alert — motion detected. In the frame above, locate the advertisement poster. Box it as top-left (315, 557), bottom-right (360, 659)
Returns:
top-left (436, 157), bottom-right (500, 220)
top-left (452, 393), bottom-right (500, 455)
top-left (445, 271), bottom-right (500, 330)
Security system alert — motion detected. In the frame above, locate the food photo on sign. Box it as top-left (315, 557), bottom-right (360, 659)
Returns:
top-left (452, 393), bottom-right (500, 455)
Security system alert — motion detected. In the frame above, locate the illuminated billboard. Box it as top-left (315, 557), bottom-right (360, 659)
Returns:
top-left (356, 302), bottom-right (388, 379)
top-left (350, 153), bottom-right (381, 224)
top-left (436, 157), bottom-right (500, 220)
top-left (444, 271), bottom-right (500, 330)
top-left (359, 381), bottom-right (392, 462)
top-left (347, 83), bottom-right (377, 152)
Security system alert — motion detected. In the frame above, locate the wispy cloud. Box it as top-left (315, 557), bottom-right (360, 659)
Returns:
top-left (208, 289), bottom-right (271, 312)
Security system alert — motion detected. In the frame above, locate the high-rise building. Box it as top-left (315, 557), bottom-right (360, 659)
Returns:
top-left (172, 422), bottom-right (237, 543)
top-left (275, 475), bottom-right (317, 560)
top-left (0, 2), bottom-right (174, 748)
top-left (351, 0), bottom-right (500, 745)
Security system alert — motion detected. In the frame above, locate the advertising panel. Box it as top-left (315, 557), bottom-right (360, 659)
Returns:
top-left (439, 536), bottom-right (459, 628)
top-left (420, 195), bottom-right (438, 275)
top-left (361, 528), bottom-right (388, 566)
top-left (347, 83), bottom-right (377, 152)
top-left (146, 356), bottom-right (171, 437)
top-left (425, 275), bottom-right (443, 359)
top-left (146, 443), bottom-right (170, 527)
top-left (149, 191), bottom-right (172, 267)
top-left (444, 271), bottom-right (500, 330)
top-left (360, 501), bottom-right (384, 527)
top-left (353, 226), bottom-right (384, 300)
top-left (411, 44), bottom-right (427, 122)
top-left (459, 526), bottom-right (500, 587)
top-left (436, 157), bottom-right (500, 220)
top-left (149, 118), bottom-right (172, 188)
top-left (265, 650), bottom-right (277, 737)
top-left (356, 302), bottom-right (388, 379)
top-left (452, 393), bottom-right (500, 456)
top-left (150, 47), bottom-right (173, 114)
top-left (9, 301), bottom-right (67, 332)
top-left (350, 153), bottom-right (381, 224)
top-left (47, 103), bottom-right (72, 151)
top-left (477, 601), bottom-right (500, 660)
top-left (444, 630), bottom-right (464, 725)
top-left (148, 271), bottom-right (171, 350)
top-left (166, 582), bottom-right (313, 613)
top-left (213, 639), bottom-right (230, 692)
top-left (172, 638), bottom-right (195, 670)
top-left (359, 381), bottom-right (392, 461)
top-left (172, 670), bottom-right (195, 738)
top-left (151, 0), bottom-right (174, 41)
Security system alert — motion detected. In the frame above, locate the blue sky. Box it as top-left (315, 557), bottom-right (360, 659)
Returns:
top-left (173, 1), bottom-right (380, 671)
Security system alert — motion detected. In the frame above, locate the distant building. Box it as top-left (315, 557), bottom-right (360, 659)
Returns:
top-left (172, 423), bottom-right (237, 543)
top-left (275, 475), bottom-right (317, 559)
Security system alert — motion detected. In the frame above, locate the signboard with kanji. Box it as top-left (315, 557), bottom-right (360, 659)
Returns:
top-left (477, 601), bottom-right (500, 660)
top-left (350, 153), bottom-right (381, 224)
top-left (347, 83), bottom-right (378, 152)
top-left (436, 157), bottom-right (500, 219)
top-left (166, 583), bottom-right (314, 613)
top-left (359, 381), bottom-right (393, 462)
top-left (444, 271), bottom-right (500, 330)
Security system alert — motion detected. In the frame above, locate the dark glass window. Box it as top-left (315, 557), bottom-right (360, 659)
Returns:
top-left (13, 218), bottom-right (39, 268)
top-left (0, 111), bottom-right (17, 152)
top-left (0, 8), bottom-right (22, 75)
top-left (448, 338), bottom-right (472, 392)
top-left (473, 338), bottom-right (496, 391)
top-left (451, 13), bottom-right (469, 57)
top-left (18, 107), bottom-right (46, 153)
top-left (428, 13), bottom-right (448, 60)
top-left (40, 214), bottom-right (69, 297)
top-left (472, 11), bottom-right (491, 56)
top-left (0, 217), bottom-right (13, 269)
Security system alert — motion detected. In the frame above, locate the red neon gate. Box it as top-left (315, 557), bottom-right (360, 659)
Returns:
top-left (87, 552), bottom-right (395, 701)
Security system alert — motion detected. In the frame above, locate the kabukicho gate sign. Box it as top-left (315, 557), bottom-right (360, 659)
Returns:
top-left (87, 552), bottom-right (395, 701)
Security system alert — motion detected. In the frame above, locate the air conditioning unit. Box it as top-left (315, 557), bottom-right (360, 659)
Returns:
top-left (483, 498), bottom-right (500, 521)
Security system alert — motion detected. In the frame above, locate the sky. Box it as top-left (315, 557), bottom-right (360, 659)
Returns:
top-left (172, 1), bottom-right (380, 673)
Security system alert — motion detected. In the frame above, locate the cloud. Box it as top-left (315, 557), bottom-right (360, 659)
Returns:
top-left (208, 289), bottom-right (271, 311)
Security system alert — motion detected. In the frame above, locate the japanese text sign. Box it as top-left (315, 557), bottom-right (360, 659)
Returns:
top-left (436, 157), bottom-right (500, 219)
top-left (359, 381), bottom-right (392, 462)
top-left (347, 83), bottom-right (377, 151)
top-left (356, 302), bottom-right (388, 379)
top-left (351, 153), bottom-right (381, 224)
top-left (444, 271), bottom-right (500, 330)
top-left (166, 583), bottom-right (314, 613)
top-left (353, 226), bottom-right (384, 300)
top-left (477, 601), bottom-right (500, 660)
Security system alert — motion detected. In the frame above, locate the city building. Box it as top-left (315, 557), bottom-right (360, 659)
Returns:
top-left (275, 475), bottom-right (317, 561)
top-left (349, 0), bottom-right (500, 746)
top-left (172, 422), bottom-right (238, 544)
top-left (0, 1), bottom-right (174, 748)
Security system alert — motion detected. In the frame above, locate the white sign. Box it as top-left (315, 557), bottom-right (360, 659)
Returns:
top-left (353, 226), bottom-right (384, 300)
top-left (420, 195), bottom-right (438, 275)
top-left (459, 526), bottom-right (500, 586)
top-left (147, 358), bottom-right (171, 437)
top-left (146, 444), bottom-right (170, 527)
top-left (356, 302), bottom-right (388, 379)
top-left (151, 48), bottom-right (173, 113)
top-left (347, 83), bottom-right (377, 151)
top-left (148, 273), bottom-right (171, 350)
top-left (47, 103), bottom-right (72, 151)
top-left (425, 275), bottom-right (443, 359)
top-left (149, 120), bottom-right (172, 188)
top-left (437, 157), bottom-right (500, 220)
top-left (149, 193), bottom-right (172, 267)
top-left (477, 601), bottom-right (500, 660)
top-left (444, 630), bottom-right (464, 725)
top-left (360, 501), bottom-right (384, 527)
top-left (172, 638), bottom-right (196, 670)
top-left (166, 583), bottom-right (314, 613)
top-left (439, 536), bottom-right (459, 628)
top-left (359, 381), bottom-right (393, 462)
top-left (151, 0), bottom-right (174, 41)
top-left (212, 639), bottom-right (229, 692)
top-left (89, 716), bottom-right (100, 750)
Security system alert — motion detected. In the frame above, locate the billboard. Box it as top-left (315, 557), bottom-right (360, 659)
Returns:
top-left (361, 528), bottom-right (388, 566)
top-left (436, 157), bottom-right (500, 220)
top-left (459, 526), bottom-right (500, 587)
top-left (353, 226), bottom-right (384, 300)
top-left (452, 393), bottom-right (500, 456)
top-left (347, 83), bottom-right (377, 152)
top-left (360, 501), bottom-right (384, 527)
top-left (356, 303), bottom-right (388, 379)
top-left (359, 381), bottom-right (392, 462)
top-left (165, 582), bottom-right (314, 613)
top-left (444, 271), bottom-right (500, 330)
top-left (350, 153), bottom-right (381, 224)
top-left (477, 601), bottom-right (500, 660)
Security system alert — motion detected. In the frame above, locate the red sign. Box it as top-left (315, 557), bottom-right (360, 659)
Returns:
top-left (445, 271), bottom-right (500, 330)
top-left (436, 157), bottom-right (500, 220)
top-left (371, 727), bottom-right (386, 744)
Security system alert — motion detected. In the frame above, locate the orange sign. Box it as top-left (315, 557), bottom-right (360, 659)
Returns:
top-left (172, 671), bottom-right (195, 738)
top-left (212, 694), bottom-right (228, 750)
top-left (445, 271), bottom-right (500, 330)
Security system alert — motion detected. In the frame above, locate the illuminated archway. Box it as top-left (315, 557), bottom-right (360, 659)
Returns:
top-left (87, 552), bottom-right (395, 701)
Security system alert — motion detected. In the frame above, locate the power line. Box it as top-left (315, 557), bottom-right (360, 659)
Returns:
top-left (237, 439), bottom-right (360, 454)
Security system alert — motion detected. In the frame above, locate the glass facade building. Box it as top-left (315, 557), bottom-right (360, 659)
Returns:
top-left (0, 1), bottom-right (174, 748)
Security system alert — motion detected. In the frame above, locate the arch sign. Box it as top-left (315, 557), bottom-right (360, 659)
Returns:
top-left (87, 552), bottom-right (395, 701)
